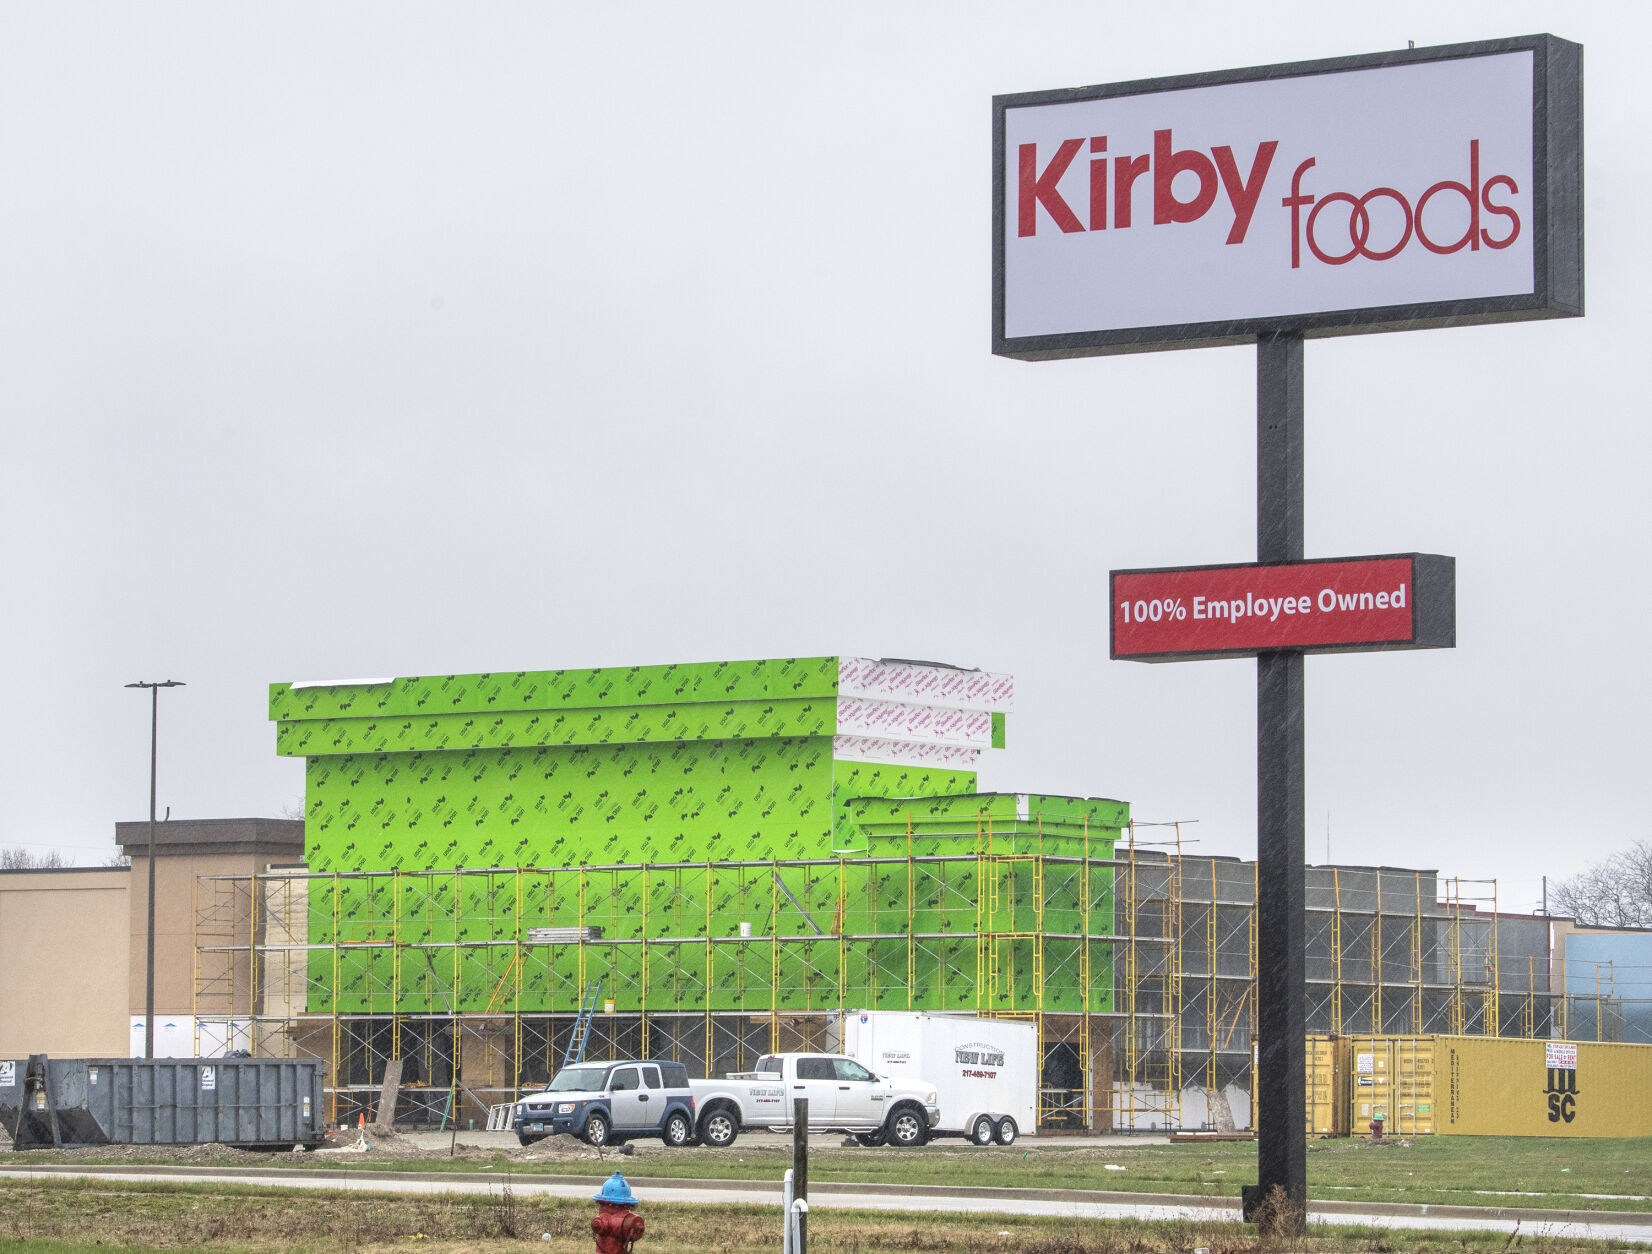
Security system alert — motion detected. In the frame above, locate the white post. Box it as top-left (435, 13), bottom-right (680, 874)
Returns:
top-left (782, 1167), bottom-right (794, 1254)
top-left (792, 1198), bottom-right (809, 1254)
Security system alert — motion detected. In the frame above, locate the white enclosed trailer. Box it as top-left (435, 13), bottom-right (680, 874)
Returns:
top-left (838, 1011), bottom-right (1036, 1145)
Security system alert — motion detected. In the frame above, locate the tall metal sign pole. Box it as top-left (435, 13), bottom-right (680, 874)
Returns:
top-left (995, 34), bottom-right (1582, 1234)
top-left (1254, 334), bottom-right (1306, 1217)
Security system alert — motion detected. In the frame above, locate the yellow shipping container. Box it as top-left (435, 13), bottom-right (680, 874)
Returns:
top-left (1345, 1036), bottom-right (1436, 1136)
top-left (1439, 1037), bottom-right (1652, 1138)
top-left (1306, 1035), bottom-right (1348, 1136)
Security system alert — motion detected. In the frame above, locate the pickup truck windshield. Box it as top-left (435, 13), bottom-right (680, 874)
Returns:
top-left (547, 1066), bottom-right (610, 1092)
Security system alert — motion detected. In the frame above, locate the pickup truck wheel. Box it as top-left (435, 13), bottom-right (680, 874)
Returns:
top-left (698, 1107), bottom-right (739, 1148)
top-left (970, 1115), bottom-right (996, 1146)
top-left (583, 1111), bottom-right (611, 1147)
top-left (662, 1111), bottom-right (693, 1147)
top-left (854, 1131), bottom-right (887, 1147)
top-left (887, 1106), bottom-right (928, 1148)
top-left (993, 1116), bottom-right (1019, 1146)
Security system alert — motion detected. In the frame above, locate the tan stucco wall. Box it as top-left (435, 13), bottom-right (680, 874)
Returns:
top-left (0, 870), bottom-right (131, 1056)
top-left (128, 850), bottom-right (265, 1018)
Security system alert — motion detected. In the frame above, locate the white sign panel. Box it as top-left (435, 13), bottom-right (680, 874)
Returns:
top-left (993, 36), bottom-right (1582, 357)
top-left (1545, 1041), bottom-right (1578, 1070)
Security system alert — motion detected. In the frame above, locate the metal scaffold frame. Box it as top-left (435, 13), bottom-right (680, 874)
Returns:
top-left (195, 834), bottom-right (1621, 1133)
top-left (1113, 823), bottom-right (1182, 1132)
top-left (1162, 863), bottom-right (1596, 1132)
top-left (195, 814), bottom-right (1139, 1129)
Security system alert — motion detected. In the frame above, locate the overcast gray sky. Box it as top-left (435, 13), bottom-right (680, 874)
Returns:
top-left (3, 2), bottom-right (1646, 914)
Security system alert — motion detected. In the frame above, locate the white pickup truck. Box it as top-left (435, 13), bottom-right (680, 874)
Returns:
top-left (689, 1052), bottom-right (940, 1148)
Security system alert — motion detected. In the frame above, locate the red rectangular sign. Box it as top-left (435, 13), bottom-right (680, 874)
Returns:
top-left (1111, 554), bottom-right (1455, 661)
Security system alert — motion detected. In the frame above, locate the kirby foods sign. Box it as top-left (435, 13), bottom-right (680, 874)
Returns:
top-left (994, 36), bottom-right (1582, 1226)
top-left (993, 35), bottom-right (1582, 357)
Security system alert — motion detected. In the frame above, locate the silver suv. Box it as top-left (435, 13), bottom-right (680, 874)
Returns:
top-left (513, 1059), bottom-right (696, 1148)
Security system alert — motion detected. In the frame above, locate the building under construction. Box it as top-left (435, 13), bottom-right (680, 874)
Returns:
top-left (189, 655), bottom-right (1640, 1131)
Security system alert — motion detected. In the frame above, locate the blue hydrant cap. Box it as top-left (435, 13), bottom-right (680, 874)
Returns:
top-left (594, 1172), bottom-right (638, 1205)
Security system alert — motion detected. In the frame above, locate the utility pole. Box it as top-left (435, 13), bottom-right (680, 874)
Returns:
top-left (126, 680), bottom-right (185, 1059)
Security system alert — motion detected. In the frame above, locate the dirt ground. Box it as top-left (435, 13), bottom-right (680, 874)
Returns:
top-left (0, 1121), bottom-right (767, 1169)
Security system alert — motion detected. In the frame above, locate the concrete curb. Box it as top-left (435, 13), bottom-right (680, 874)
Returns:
top-left (4, 1161), bottom-right (1650, 1229)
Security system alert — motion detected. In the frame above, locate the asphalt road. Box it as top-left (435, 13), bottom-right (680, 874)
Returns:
top-left (5, 1163), bottom-right (1650, 1246)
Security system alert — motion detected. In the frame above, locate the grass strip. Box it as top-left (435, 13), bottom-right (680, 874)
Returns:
top-left (6, 1136), bottom-right (1647, 1213)
top-left (0, 1175), bottom-right (1639, 1254)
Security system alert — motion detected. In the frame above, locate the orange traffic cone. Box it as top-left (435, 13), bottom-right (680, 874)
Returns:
top-left (358, 1112), bottom-right (366, 1130)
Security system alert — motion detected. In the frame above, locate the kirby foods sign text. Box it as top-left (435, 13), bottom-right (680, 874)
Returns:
top-left (993, 35), bottom-right (1582, 357)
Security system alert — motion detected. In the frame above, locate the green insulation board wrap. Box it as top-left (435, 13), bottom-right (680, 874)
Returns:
top-left (297, 744), bottom-right (978, 870)
top-left (312, 861), bottom-right (1119, 1015)
top-left (269, 658), bottom-right (842, 724)
top-left (273, 658), bottom-right (1006, 872)
top-left (270, 656), bottom-right (1122, 1018)
top-left (846, 792), bottom-right (1129, 853)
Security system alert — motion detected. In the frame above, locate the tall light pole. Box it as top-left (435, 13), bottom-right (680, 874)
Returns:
top-left (126, 680), bottom-right (184, 1059)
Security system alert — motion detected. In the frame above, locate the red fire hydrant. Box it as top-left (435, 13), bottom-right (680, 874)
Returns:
top-left (591, 1172), bottom-right (645, 1254)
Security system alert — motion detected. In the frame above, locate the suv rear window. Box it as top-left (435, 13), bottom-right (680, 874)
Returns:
top-left (659, 1063), bottom-right (690, 1088)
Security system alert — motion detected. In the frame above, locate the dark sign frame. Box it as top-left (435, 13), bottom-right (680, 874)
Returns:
top-left (992, 34), bottom-right (1583, 360)
top-left (1109, 553), bottom-right (1457, 662)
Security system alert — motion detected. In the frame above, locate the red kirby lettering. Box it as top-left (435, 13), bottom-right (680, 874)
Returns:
top-left (1018, 130), bottom-right (1277, 243)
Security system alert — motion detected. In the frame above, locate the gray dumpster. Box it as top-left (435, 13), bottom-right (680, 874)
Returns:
top-left (0, 1055), bottom-right (326, 1150)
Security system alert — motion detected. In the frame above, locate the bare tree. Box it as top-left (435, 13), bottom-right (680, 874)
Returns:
top-left (1552, 840), bottom-right (1652, 928)
top-left (0, 847), bottom-right (73, 870)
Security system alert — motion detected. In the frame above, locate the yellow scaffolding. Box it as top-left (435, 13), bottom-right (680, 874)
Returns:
top-left (195, 820), bottom-right (1143, 1129)
top-left (1371, 873), bottom-right (1383, 1035)
top-left (1330, 867), bottom-right (1343, 1037)
top-left (1111, 822), bottom-right (1182, 1131)
top-left (194, 839), bottom-right (1577, 1132)
top-left (1412, 873), bottom-right (1426, 1036)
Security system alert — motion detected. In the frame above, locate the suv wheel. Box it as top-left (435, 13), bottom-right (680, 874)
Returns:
top-left (517, 1132), bottom-right (545, 1147)
top-left (663, 1111), bottom-right (693, 1147)
top-left (583, 1111), bottom-right (611, 1147)
top-left (887, 1106), bottom-right (928, 1148)
top-left (970, 1115), bottom-right (995, 1146)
